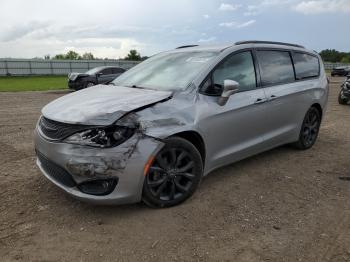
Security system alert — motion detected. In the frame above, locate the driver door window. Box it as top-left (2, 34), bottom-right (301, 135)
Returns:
top-left (212, 51), bottom-right (257, 93)
top-left (100, 68), bottom-right (113, 75)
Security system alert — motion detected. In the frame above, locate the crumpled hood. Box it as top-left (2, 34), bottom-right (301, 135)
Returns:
top-left (42, 85), bottom-right (172, 125)
top-left (68, 72), bottom-right (89, 81)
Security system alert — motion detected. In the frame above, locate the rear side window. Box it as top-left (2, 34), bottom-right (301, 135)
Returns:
top-left (100, 68), bottom-right (113, 75)
top-left (292, 52), bottom-right (319, 80)
top-left (112, 68), bottom-right (125, 74)
top-left (257, 50), bottom-right (295, 86)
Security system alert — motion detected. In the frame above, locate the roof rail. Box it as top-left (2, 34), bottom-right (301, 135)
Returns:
top-left (235, 40), bottom-right (305, 49)
top-left (176, 45), bottom-right (199, 49)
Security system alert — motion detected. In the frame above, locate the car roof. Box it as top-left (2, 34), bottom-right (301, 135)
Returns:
top-left (99, 66), bottom-right (122, 69)
top-left (170, 41), bottom-right (316, 55)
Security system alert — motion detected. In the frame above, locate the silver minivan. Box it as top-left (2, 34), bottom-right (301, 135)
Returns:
top-left (35, 41), bottom-right (329, 207)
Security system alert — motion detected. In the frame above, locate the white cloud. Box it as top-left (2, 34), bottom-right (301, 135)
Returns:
top-left (219, 20), bottom-right (256, 29)
top-left (0, 34), bottom-right (145, 59)
top-left (244, 0), bottom-right (296, 16)
top-left (294, 0), bottom-right (350, 14)
top-left (198, 36), bottom-right (216, 43)
top-left (0, 0), bottom-right (213, 58)
top-left (0, 0), bottom-right (348, 58)
top-left (219, 3), bottom-right (242, 11)
top-left (0, 21), bottom-right (51, 42)
top-left (244, 5), bottom-right (260, 16)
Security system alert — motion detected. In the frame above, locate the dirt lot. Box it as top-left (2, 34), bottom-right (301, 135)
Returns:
top-left (0, 78), bottom-right (349, 262)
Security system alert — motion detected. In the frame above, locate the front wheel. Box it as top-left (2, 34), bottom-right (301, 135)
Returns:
top-left (338, 91), bottom-right (349, 105)
top-left (293, 107), bottom-right (321, 150)
top-left (85, 82), bottom-right (95, 88)
top-left (142, 137), bottom-right (203, 208)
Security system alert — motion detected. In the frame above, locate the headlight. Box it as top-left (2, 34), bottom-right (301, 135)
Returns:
top-left (65, 126), bottom-right (135, 148)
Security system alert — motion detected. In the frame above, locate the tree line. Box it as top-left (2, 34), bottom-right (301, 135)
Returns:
top-left (319, 49), bottom-right (350, 63)
top-left (44, 49), bottom-right (148, 61)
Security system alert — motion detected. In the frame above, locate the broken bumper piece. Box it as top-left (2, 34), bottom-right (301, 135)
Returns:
top-left (34, 128), bottom-right (163, 205)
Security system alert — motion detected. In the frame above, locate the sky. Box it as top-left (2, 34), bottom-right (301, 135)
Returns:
top-left (0, 0), bottom-right (349, 59)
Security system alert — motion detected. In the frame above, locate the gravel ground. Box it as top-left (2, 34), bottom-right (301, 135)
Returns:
top-left (0, 79), bottom-right (349, 262)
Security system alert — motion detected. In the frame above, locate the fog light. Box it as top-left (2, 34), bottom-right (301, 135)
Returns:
top-left (77, 178), bottom-right (118, 196)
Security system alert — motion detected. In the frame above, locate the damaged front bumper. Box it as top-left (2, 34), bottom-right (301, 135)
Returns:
top-left (34, 127), bottom-right (163, 205)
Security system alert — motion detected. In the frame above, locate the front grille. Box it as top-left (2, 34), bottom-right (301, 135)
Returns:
top-left (36, 151), bottom-right (76, 188)
top-left (39, 116), bottom-right (91, 140)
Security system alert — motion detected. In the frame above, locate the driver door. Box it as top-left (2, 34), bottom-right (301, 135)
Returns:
top-left (198, 50), bottom-right (268, 171)
top-left (97, 68), bottom-right (114, 84)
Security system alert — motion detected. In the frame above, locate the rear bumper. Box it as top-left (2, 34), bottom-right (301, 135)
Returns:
top-left (34, 127), bottom-right (163, 205)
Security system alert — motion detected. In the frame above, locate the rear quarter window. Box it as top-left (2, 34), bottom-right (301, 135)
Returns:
top-left (256, 50), bottom-right (295, 86)
top-left (112, 68), bottom-right (125, 74)
top-left (292, 52), bottom-right (320, 80)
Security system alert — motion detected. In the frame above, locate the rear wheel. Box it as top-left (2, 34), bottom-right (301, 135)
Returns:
top-left (338, 91), bottom-right (348, 105)
top-left (293, 107), bottom-right (321, 150)
top-left (142, 137), bottom-right (203, 208)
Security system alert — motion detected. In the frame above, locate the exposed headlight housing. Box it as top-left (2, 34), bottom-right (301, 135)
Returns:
top-left (65, 126), bottom-right (135, 148)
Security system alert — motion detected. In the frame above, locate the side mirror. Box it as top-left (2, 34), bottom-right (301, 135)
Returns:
top-left (218, 80), bottom-right (239, 106)
top-left (97, 72), bottom-right (103, 77)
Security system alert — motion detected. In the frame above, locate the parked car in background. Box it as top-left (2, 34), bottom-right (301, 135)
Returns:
top-left (68, 66), bottom-right (126, 90)
top-left (331, 66), bottom-right (350, 77)
top-left (338, 74), bottom-right (350, 104)
top-left (35, 41), bottom-right (328, 207)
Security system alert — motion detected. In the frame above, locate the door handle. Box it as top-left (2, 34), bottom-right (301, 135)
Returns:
top-left (254, 98), bottom-right (267, 104)
top-left (269, 95), bottom-right (278, 101)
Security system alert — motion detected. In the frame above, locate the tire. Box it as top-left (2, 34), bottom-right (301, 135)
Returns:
top-left (338, 91), bottom-right (349, 105)
top-left (293, 107), bottom-right (321, 150)
top-left (85, 82), bottom-right (95, 88)
top-left (142, 137), bottom-right (203, 208)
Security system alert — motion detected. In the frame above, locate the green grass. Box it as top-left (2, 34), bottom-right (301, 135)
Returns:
top-left (0, 76), bottom-right (67, 92)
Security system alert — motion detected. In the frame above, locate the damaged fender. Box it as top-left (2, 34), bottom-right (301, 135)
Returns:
top-left (116, 87), bottom-right (202, 140)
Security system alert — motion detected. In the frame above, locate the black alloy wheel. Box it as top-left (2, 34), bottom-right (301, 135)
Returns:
top-left (338, 91), bottom-right (349, 105)
top-left (142, 137), bottom-right (203, 208)
top-left (294, 107), bottom-right (321, 150)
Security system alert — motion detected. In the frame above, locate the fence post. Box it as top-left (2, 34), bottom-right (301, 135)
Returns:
top-left (4, 60), bottom-right (9, 76)
top-left (28, 60), bottom-right (32, 75)
top-left (69, 61), bottom-right (72, 73)
top-left (50, 61), bottom-right (54, 75)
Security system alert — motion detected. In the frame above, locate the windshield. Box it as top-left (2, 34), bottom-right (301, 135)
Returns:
top-left (112, 51), bottom-right (218, 91)
top-left (86, 67), bottom-right (102, 75)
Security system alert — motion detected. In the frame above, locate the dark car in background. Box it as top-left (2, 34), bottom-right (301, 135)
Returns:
top-left (68, 66), bottom-right (126, 90)
top-left (331, 66), bottom-right (350, 77)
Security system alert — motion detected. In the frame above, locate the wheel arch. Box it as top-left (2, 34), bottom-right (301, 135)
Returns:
top-left (311, 103), bottom-right (323, 119)
top-left (170, 131), bottom-right (206, 165)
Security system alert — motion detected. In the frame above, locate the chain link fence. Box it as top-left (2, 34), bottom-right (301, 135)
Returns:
top-left (0, 59), bottom-right (140, 76)
top-left (323, 62), bottom-right (350, 70)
